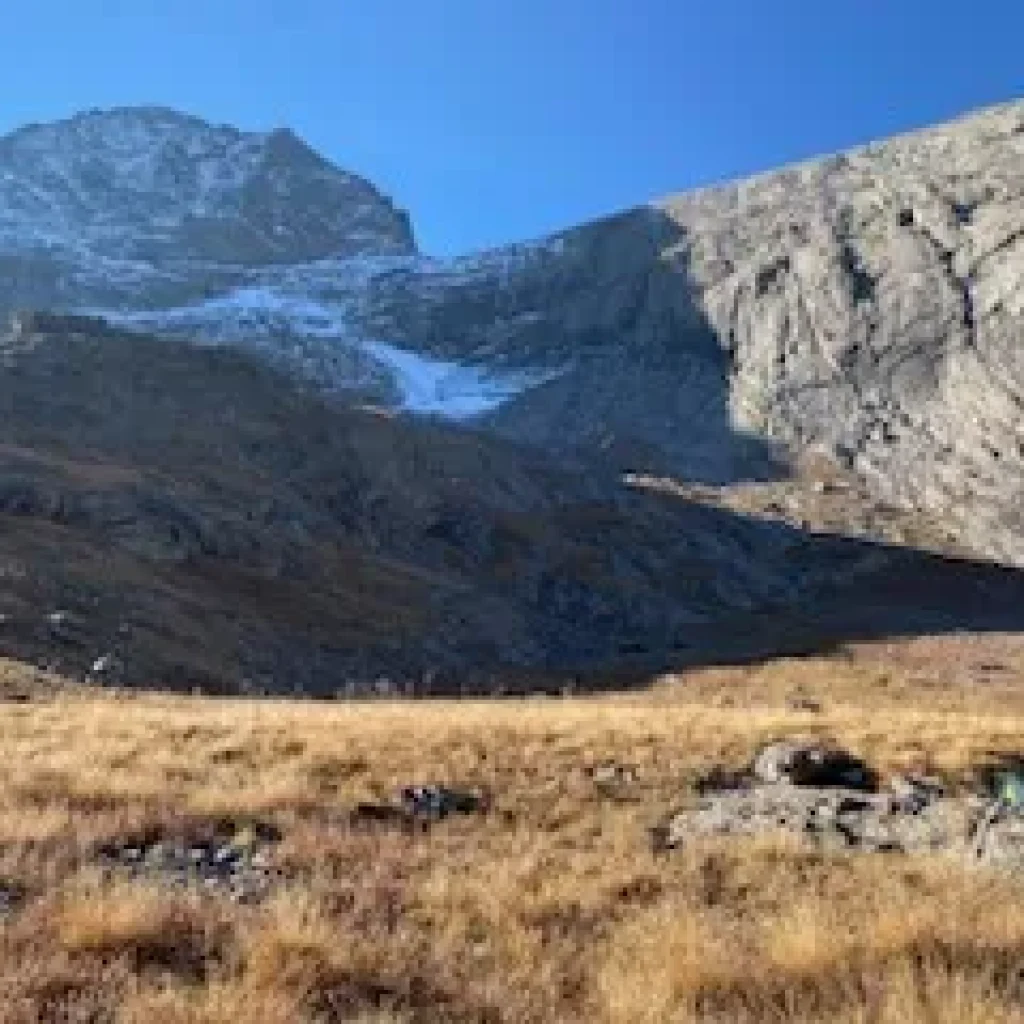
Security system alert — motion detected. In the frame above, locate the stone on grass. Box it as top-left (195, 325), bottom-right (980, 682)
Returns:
top-left (752, 739), bottom-right (876, 791)
top-left (400, 785), bottom-right (488, 820)
top-left (92, 817), bottom-right (283, 903)
top-left (592, 761), bottom-right (639, 797)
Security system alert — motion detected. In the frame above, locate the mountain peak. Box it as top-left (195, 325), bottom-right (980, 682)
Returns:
top-left (7, 105), bottom-right (247, 151)
top-left (0, 106), bottom-right (416, 276)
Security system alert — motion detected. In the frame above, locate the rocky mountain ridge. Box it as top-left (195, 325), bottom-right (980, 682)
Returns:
top-left (356, 99), bottom-right (1024, 563)
top-left (0, 102), bottom-right (1022, 693)
top-left (0, 106), bottom-right (414, 309)
top-left (1, 102), bottom-right (1015, 564)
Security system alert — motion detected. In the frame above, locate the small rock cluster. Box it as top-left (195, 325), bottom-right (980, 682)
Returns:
top-left (94, 819), bottom-right (283, 903)
top-left (88, 787), bottom-right (487, 909)
top-left (590, 760), bottom-right (640, 799)
top-left (656, 741), bottom-right (1024, 872)
top-left (350, 785), bottom-right (489, 830)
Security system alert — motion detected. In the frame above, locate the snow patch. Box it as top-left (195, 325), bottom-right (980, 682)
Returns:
top-left (362, 340), bottom-right (542, 419)
top-left (94, 283), bottom-right (553, 420)
top-left (106, 287), bottom-right (347, 339)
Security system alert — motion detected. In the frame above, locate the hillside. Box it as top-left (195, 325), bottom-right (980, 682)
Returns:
top-left (1, 313), bottom-right (1023, 694)
top-left (0, 312), bottom-right (799, 692)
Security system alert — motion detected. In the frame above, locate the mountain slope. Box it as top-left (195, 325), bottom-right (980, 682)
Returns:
top-left (0, 312), bottom-right (777, 691)
top-left (1, 102), bottom-right (1024, 577)
top-left (1, 313), bottom-right (1020, 694)
top-left (354, 99), bottom-right (1024, 564)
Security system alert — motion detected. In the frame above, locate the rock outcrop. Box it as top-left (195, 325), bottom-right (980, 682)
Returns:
top-left (357, 100), bottom-right (1024, 565)
top-left (658, 743), bottom-right (1024, 871)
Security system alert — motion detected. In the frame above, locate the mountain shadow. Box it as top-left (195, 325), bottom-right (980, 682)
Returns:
top-left (0, 313), bottom-right (1023, 697)
top-left (566, 496), bottom-right (1024, 694)
top-left (364, 205), bottom-right (790, 486)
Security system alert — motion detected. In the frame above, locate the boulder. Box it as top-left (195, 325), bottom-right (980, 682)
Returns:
top-left (350, 785), bottom-right (490, 831)
top-left (399, 785), bottom-right (489, 820)
top-left (752, 739), bottom-right (876, 791)
top-left (970, 803), bottom-right (1024, 870)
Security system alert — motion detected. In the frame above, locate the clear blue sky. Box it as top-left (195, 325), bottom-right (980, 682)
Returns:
top-left (3, 2), bottom-right (1022, 256)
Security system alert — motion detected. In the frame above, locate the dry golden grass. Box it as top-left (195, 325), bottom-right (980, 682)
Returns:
top-left (0, 635), bottom-right (1019, 1021)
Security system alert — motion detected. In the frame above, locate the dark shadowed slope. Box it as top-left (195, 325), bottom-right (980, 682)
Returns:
top-left (0, 314), bottom-right (1022, 695)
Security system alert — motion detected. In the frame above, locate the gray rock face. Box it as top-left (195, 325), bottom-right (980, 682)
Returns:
top-left (355, 100), bottom-right (1024, 564)
top-left (658, 773), bottom-right (1024, 872)
top-left (0, 106), bottom-right (415, 309)
top-left (660, 100), bottom-right (1024, 565)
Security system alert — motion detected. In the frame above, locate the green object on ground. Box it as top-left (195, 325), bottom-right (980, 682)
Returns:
top-left (996, 771), bottom-right (1024, 807)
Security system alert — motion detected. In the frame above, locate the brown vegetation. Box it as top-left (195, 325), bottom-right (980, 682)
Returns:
top-left (0, 634), bottom-right (1020, 1021)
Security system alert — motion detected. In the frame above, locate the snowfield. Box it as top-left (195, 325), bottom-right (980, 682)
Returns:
top-left (361, 339), bottom-right (548, 419)
top-left (1, 106), bottom-right (566, 421)
top-left (97, 281), bottom-right (557, 421)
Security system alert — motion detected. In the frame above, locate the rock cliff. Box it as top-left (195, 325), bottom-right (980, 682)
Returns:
top-left (357, 100), bottom-right (1024, 564)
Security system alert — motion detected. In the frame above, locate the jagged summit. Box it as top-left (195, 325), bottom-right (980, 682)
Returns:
top-left (0, 105), bottom-right (415, 279)
top-left (12, 104), bottom-right (238, 133)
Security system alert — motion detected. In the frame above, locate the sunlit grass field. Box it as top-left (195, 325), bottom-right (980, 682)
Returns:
top-left (0, 634), bottom-right (1020, 1022)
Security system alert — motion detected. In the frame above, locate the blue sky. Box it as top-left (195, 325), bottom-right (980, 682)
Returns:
top-left (3, 2), bottom-right (1022, 256)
